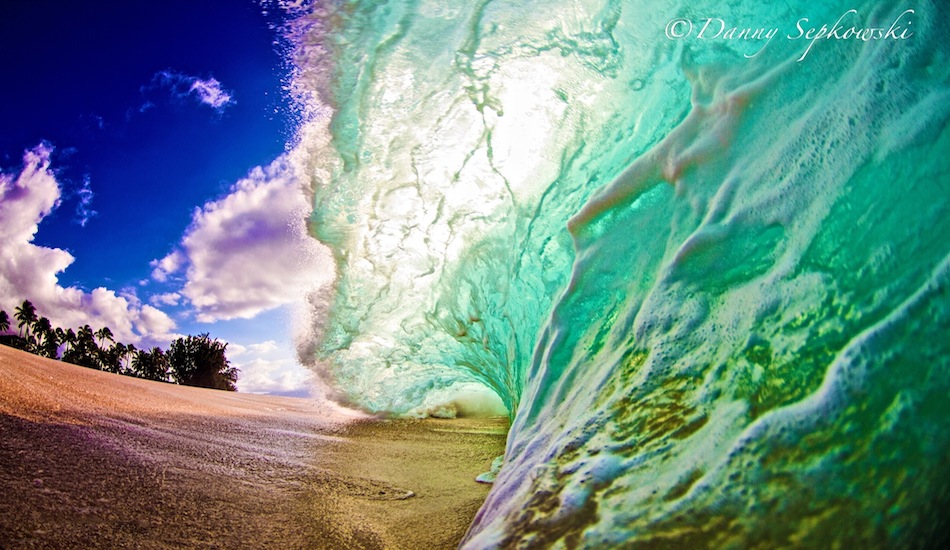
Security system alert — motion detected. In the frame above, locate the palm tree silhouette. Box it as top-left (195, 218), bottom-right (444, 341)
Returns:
top-left (122, 343), bottom-right (137, 373)
top-left (3, 303), bottom-right (238, 389)
top-left (94, 326), bottom-right (114, 348)
top-left (56, 327), bottom-right (77, 355)
top-left (102, 341), bottom-right (129, 374)
top-left (14, 300), bottom-right (37, 341)
top-left (132, 347), bottom-right (171, 382)
top-left (63, 325), bottom-right (101, 369)
top-left (33, 316), bottom-right (59, 358)
top-left (167, 334), bottom-right (238, 391)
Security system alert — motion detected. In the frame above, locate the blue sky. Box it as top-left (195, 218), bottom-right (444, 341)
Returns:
top-left (0, 0), bottom-right (330, 396)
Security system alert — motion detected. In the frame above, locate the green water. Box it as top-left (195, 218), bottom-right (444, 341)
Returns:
top-left (284, 0), bottom-right (950, 546)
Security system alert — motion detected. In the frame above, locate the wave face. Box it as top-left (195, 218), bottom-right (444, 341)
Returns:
top-left (285, 0), bottom-right (950, 545)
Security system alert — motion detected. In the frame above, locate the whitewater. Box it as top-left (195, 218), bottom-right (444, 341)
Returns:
top-left (278, 0), bottom-right (949, 547)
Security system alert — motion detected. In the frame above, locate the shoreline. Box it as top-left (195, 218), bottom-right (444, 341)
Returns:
top-left (0, 345), bottom-right (507, 548)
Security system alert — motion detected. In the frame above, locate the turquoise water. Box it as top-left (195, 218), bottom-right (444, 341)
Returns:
top-left (284, 0), bottom-right (949, 546)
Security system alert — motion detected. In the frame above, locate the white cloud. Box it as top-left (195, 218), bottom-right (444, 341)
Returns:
top-left (0, 145), bottom-right (176, 345)
top-left (188, 77), bottom-right (233, 110)
top-left (249, 340), bottom-right (279, 354)
top-left (150, 70), bottom-right (234, 111)
top-left (227, 342), bottom-right (249, 357)
top-left (161, 157), bottom-right (333, 323)
top-left (228, 336), bottom-right (315, 397)
top-left (136, 304), bottom-right (177, 338)
top-left (149, 292), bottom-right (182, 306)
top-left (150, 250), bottom-right (185, 282)
top-left (0, 145), bottom-right (61, 244)
top-left (74, 175), bottom-right (96, 227)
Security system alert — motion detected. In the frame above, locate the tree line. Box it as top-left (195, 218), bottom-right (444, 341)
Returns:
top-left (0, 300), bottom-right (238, 391)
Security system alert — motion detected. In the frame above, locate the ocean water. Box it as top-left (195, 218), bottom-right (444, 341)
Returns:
top-left (281, 0), bottom-right (950, 546)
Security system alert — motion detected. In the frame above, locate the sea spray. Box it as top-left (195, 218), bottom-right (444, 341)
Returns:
top-left (281, 0), bottom-right (950, 546)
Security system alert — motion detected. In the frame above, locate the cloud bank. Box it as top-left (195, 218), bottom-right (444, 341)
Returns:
top-left (229, 338), bottom-right (315, 397)
top-left (0, 145), bottom-right (177, 344)
top-left (153, 157), bottom-right (333, 324)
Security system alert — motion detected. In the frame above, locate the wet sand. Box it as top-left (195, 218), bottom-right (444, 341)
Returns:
top-left (0, 345), bottom-right (507, 548)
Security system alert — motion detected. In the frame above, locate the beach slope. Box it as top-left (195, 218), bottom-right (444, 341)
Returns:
top-left (0, 345), bottom-right (506, 548)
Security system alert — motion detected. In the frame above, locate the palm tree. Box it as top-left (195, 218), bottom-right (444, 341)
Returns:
top-left (121, 343), bottom-right (137, 374)
top-left (167, 334), bottom-right (238, 391)
top-left (0, 309), bottom-right (17, 350)
top-left (77, 325), bottom-right (95, 348)
top-left (34, 316), bottom-right (51, 340)
top-left (94, 326), bottom-right (114, 349)
top-left (33, 316), bottom-right (59, 358)
top-left (56, 327), bottom-right (76, 355)
top-left (14, 300), bottom-right (37, 340)
top-left (103, 342), bottom-right (136, 374)
top-left (63, 325), bottom-right (101, 369)
top-left (131, 347), bottom-right (171, 382)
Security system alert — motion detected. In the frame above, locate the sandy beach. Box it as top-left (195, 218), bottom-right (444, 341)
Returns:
top-left (0, 345), bottom-right (507, 548)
